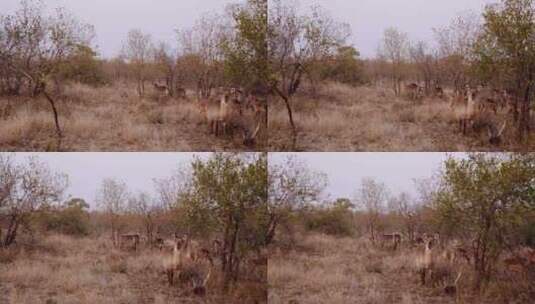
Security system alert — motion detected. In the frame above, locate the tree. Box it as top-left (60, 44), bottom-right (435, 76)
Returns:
top-left (433, 11), bottom-right (481, 93)
top-left (176, 13), bottom-right (229, 98)
top-left (267, 155), bottom-right (327, 245)
top-left (388, 192), bottom-right (420, 242)
top-left (0, 154), bottom-right (68, 247)
top-left (377, 27), bottom-right (409, 96)
top-left (122, 29), bottom-right (153, 97)
top-left (474, 0), bottom-right (535, 142)
top-left (356, 177), bottom-right (389, 242)
top-left (0, 0), bottom-right (95, 137)
top-left (434, 153), bottom-right (535, 290)
top-left (321, 46), bottom-right (364, 85)
top-left (179, 153), bottom-right (267, 291)
top-left (409, 41), bottom-right (437, 94)
top-left (128, 191), bottom-right (160, 244)
top-left (269, 0), bottom-right (349, 134)
top-left (223, 0), bottom-right (268, 93)
top-left (96, 178), bottom-right (129, 246)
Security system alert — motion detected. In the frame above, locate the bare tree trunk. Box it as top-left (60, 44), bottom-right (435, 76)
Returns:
top-left (272, 86), bottom-right (296, 135)
top-left (42, 90), bottom-right (62, 138)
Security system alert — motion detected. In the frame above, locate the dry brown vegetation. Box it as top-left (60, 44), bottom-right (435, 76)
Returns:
top-left (0, 233), bottom-right (266, 303)
top-left (0, 82), bottom-right (266, 151)
top-left (269, 82), bottom-right (535, 151)
top-left (268, 233), bottom-right (533, 304)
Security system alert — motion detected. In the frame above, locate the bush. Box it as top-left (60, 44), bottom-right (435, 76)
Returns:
top-left (33, 198), bottom-right (90, 236)
top-left (303, 199), bottom-right (354, 236)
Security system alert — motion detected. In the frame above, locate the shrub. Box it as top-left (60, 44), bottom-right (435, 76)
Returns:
top-left (303, 199), bottom-right (354, 236)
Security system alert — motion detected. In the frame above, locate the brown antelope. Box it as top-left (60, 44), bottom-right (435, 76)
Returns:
top-left (416, 236), bottom-right (436, 285)
top-left (381, 232), bottom-right (402, 250)
top-left (457, 86), bottom-right (478, 135)
top-left (120, 233), bottom-right (141, 251)
top-left (434, 85), bottom-right (445, 99)
top-left (406, 83), bottom-right (424, 101)
top-left (161, 234), bottom-right (214, 295)
top-left (153, 82), bottom-right (169, 96)
top-left (219, 92), bottom-right (243, 135)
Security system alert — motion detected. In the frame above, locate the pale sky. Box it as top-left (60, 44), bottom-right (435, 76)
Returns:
top-left (301, 0), bottom-right (496, 57)
top-left (270, 153), bottom-right (462, 201)
top-left (0, 0), bottom-right (236, 58)
top-left (1, 0), bottom-right (497, 58)
top-left (10, 152), bottom-right (212, 208)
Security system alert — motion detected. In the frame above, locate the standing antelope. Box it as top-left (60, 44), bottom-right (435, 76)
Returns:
top-left (434, 86), bottom-right (445, 99)
top-left (458, 86), bottom-right (478, 135)
top-left (153, 82), bottom-right (169, 96)
top-left (416, 236), bottom-right (436, 286)
top-left (406, 83), bottom-right (425, 101)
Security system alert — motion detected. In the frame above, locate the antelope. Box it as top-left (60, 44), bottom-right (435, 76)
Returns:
top-left (120, 233), bottom-right (141, 251)
top-left (162, 235), bottom-right (187, 285)
top-left (219, 92), bottom-right (243, 135)
top-left (161, 234), bottom-right (214, 295)
top-left (457, 86), bottom-right (478, 135)
top-left (416, 236), bottom-right (436, 286)
top-left (434, 85), bottom-right (445, 99)
top-left (406, 83), bottom-right (424, 101)
top-left (198, 96), bottom-right (223, 135)
top-left (381, 232), bottom-right (402, 250)
top-left (153, 82), bottom-right (169, 96)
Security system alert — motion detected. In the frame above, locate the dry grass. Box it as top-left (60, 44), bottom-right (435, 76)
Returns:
top-left (269, 82), bottom-right (535, 151)
top-left (0, 234), bottom-right (266, 304)
top-left (268, 233), bottom-right (532, 304)
top-left (0, 82), bottom-right (266, 151)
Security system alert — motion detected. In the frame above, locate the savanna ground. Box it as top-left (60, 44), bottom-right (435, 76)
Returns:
top-left (268, 233), bottom-right (532, 304)
top-left (269, 82), bottom-right (535, 152)
top-left (0, 83), bottom-right (267, 152)
top-left (0, 234), bottom-right (267, 304)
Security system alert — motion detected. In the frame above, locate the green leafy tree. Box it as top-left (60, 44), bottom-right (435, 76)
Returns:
top-left (474, 0), bottom-right (535, 141)
top-left (224, 0), bottom-right (268, 92)
top-left (434, 153), bottom-right (535, 289)
top-left (320, 46), bottom-right (364, 85)
top-left (181, 153), bottom-right (267, 291)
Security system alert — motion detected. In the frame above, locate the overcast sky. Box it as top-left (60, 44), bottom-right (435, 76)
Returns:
top-left (302, 0), bottom-right (496, 57)
top-left (1, 0), bottom-right (497, 58)
top-left (1, 0), bottom-right (235, 58)
top-left (270, 153), bottom-right (463, 201)
top-left (11, 153), bottom-right (212, 208)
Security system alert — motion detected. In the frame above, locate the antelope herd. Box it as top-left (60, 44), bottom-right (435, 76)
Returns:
top-left (378, 231), bottom-right (534, 295)
top-left (197, 86), bottom-right (266, 145)
top-left (116, 231), bottom-right (221, 296)
top-left (402, 82), bottom-right (513, 144)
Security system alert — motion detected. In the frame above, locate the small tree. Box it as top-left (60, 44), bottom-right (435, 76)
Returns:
top-left (223, 0), bottom-right (268, 92)
top-left (434, 153), bottom-right (535, 290)
top-left (267, 155), bottom-right (327, 245)
top-left (0, 0), bottom-right (95, 137)
top-left (122, 29), bottom-right (153, 97)
top-left (377, 27), bottom-right (409, 96)
top-left (96, 178), bottom-right (129, 246)
top-left (474, 0), bottom-right (535, 141)
top-left (356, 177), bottom-right (389, 242)
top-left (180, 153), bottom-right (267, 291)
top-left (128, 191), bottom-right (160, 244)
top-left (269, 0), bottom-right (348, 134)
top-left (0, 154), bottom-right (68, 247)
